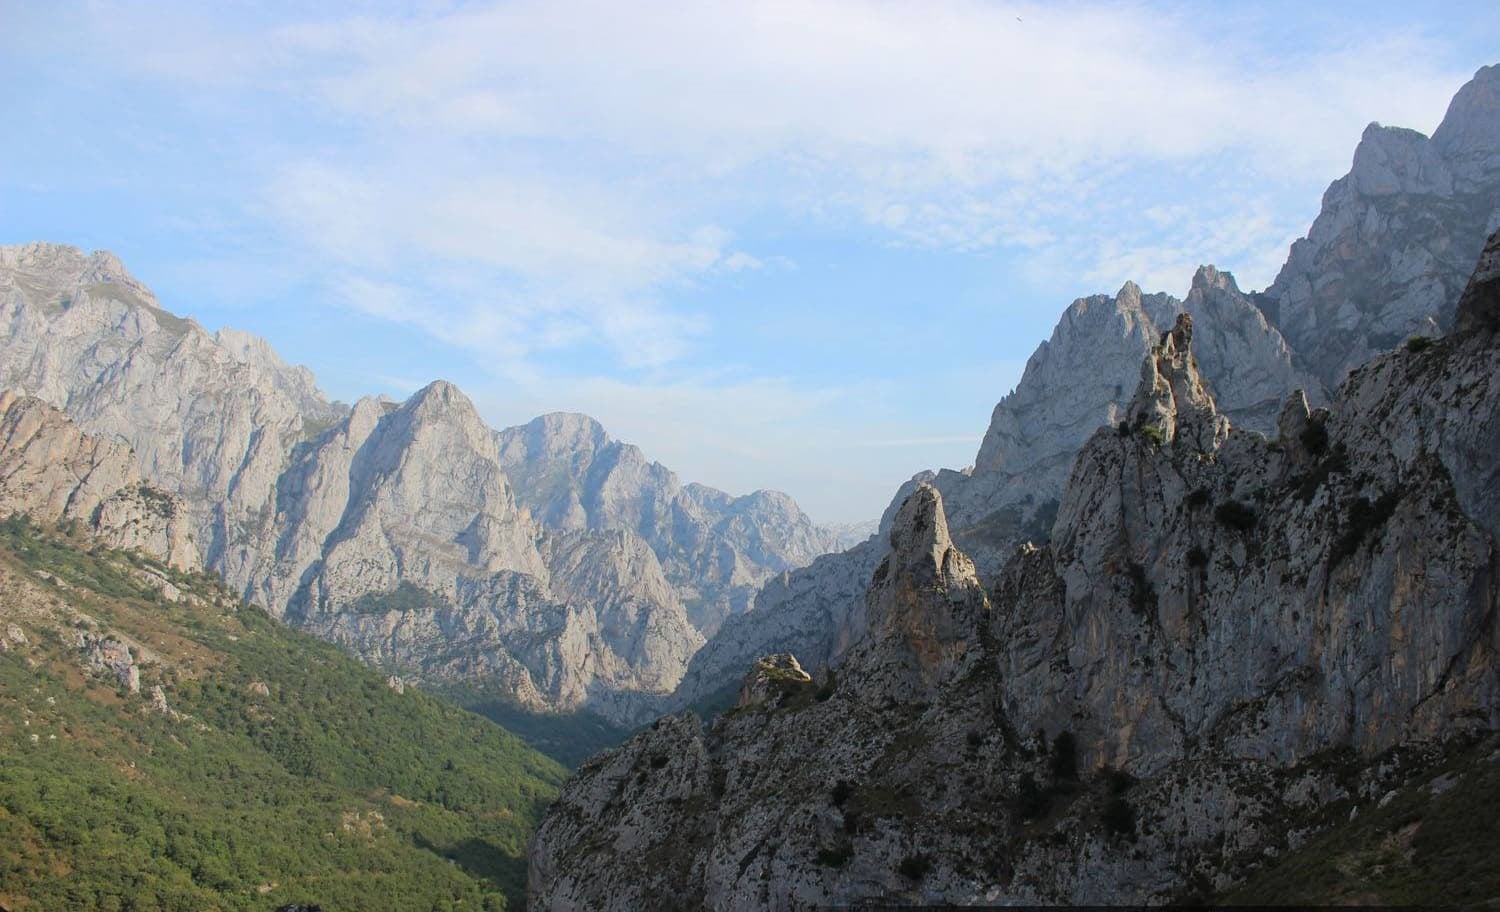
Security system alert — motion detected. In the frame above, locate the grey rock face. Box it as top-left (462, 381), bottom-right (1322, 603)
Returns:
top-left (1263, 65), bottom-right (1500, 390)
top-left (529, 240), bottom-right (1500, 908)
top-left (856, 484), bottom-right (989, 703)
top-left (498, 413), bottom-right (840, 637)
top-left (671, 537), bottom-right (885, 711)
top-left (0, 242), bottom-right (345, 576)
top-left (0, 391), bottom-right (197, 568)
top-left (253, 382), bottom-right (704, 720)
top-left (1456, 228), bottom-right (1500, 333)
top-left (82, 634), bottom-right (141, 693)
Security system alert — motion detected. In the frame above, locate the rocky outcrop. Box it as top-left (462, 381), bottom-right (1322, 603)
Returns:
top-left (0, 391), bottom-right (197, 568)
top-left (735, 654), bottom-right (812, 708)
top-left (529, 238), bottom-right (1500, 908)
top-left (856, 485), bottom-right (989, 702)
top-left (497, 413), bottom-right (840, 636)
top-left (81, 634), bottom-right (141, 693)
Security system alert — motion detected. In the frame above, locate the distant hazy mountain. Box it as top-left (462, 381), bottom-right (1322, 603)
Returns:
top-left (496, 412), bottom-right (841, 637)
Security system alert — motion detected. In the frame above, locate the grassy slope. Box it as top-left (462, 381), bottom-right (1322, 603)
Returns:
top-left (0, 516), bottom-right (566, 911)
top-left (1225, 735), bottom-right (1500, 906)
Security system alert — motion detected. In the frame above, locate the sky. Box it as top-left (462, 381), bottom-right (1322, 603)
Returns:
top-left (2, 2), bottom-right (1496, 523)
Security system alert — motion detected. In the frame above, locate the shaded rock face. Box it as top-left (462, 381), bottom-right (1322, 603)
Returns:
top-left (529, 243), bottom-right (1500, 909)
top-left (672, 65), bottom-right (1500, 715)
top-left (1456, 228), bottom-right (1500, 333)
top-left (0, 391), bottom-right (196, 569)
top-left (497, 413), bottom-right (840, 637)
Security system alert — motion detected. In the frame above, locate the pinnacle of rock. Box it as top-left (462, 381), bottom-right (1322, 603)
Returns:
top-left (1276, 389), bottom-right (1313, 442)
top-left (1125, 313), bottom-right (1230, 453)
top-left (860, 483), bottom-right (987, 697)
top-left (1189, 264), bottom-right (1233, 294)
top-left (1432, 64), bottom-right (1500, 184)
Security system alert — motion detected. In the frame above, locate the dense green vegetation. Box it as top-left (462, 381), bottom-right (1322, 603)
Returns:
top-left (349, 580), bottom-right (451, 615)
top-left (0, 517), bottom-right (566, 910)
top-left (445, 686), bottom-right (632, 770)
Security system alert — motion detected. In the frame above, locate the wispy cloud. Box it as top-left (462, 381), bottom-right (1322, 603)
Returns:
top-left (20, 1), bottom-right (1489, 519)
top-left (90, 0), bottom-right (1473, 329)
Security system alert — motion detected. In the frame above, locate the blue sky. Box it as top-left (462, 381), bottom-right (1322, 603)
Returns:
top-left (3, 1), bottom-right (1496, 523)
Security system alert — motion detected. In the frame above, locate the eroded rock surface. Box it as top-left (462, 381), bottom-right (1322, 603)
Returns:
top-left (0, 391), bottom-right (196, 568)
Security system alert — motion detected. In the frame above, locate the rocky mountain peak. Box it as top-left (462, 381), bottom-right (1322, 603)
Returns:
top-left (1348, 122), bottom-right (1454, 196)
top-left (1456, 229), bottom-right (1500, 333)
top-left (386, 380), bottom-right (504, 469)
top-left (528, 412), bottom-right (609, 449)
top-left (1432, 64), bottom-right (1500, 185)
top-left (1189, 264), bottom-right (1237, 295)
top-left (405, 378), bottom-right (467, 413)
top-left (860, 484), bottom-right (988, 698)
top-left (1125, 313), bottom-right (1230, 452)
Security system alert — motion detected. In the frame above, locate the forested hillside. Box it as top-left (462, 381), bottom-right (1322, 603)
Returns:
top-left (0, 515), bottom-right (565, 911)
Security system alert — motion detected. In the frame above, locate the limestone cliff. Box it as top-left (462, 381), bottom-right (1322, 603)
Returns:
top-left (0, 391), bottom-right (196, 569)
top-left (1264, 64), bottom-right (1500, 389)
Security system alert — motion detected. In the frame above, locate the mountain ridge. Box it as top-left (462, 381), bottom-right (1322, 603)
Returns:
top-left (529, 229), bottom-right (1500, 908)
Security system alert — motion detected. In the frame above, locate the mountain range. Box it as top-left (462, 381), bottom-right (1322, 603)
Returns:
top-left (0, 250), bottom-right (839, 723)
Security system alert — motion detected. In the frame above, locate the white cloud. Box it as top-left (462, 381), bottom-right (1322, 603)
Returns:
top-left (258, 3), bottom-right (1462, 179)
top-left (98, 2), bottom-right (1472, 258)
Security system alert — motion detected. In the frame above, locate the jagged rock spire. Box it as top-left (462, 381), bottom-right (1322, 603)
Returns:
top-left (1125, 313), bottom-right (1230, 453)
top-left (859, 484), bottom-right (988, 699)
